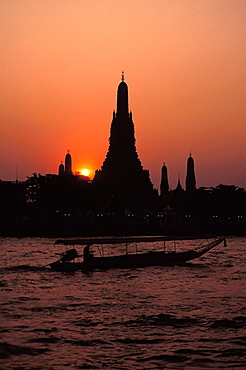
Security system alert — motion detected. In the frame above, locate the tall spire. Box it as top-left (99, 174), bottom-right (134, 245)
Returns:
top-left (58, 160), bottom-right (65, 176)
top-left (65, 148), bottom-right (72, 175)
top-left (160, 162), bottom-right (169, 196)
top-left (93, 74), bottom-right (154, 200)
top-left (186, 152), bottom-right (196, 191)
top-left (117, 71), bottom-right (129, 117)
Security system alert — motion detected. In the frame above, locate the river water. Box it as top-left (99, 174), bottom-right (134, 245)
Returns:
top-left (0, 236), bottom-right (245, 369)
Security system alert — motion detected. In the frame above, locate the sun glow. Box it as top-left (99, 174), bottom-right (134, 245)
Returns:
top-left (80, 169), bottom-right (90, 177)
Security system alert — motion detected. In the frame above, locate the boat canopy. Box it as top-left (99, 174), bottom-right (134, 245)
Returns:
top-left (55, 235), bottom-right (219, 246)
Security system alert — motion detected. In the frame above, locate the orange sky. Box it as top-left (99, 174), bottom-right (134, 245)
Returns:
top-left (1, 0), bottom-right (246, 190)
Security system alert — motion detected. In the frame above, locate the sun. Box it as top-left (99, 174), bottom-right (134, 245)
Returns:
top-left (80, 169), bottom-right (90, 177)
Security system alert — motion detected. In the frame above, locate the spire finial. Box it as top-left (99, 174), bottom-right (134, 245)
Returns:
top-left (121, 71), bottom-right (124, 82)
top-left (189, 150), bottom-right (192, 157)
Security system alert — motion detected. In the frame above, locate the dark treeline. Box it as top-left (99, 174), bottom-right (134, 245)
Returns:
top-left (0, 173), bottom-right (245, 237)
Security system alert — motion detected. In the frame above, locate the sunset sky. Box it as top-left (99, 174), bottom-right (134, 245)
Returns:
top-left (1, 0), bottom-right (246, 190)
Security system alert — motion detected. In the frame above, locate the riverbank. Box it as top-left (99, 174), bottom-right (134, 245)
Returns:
top-left (1, 219), bottom-right (245, 238)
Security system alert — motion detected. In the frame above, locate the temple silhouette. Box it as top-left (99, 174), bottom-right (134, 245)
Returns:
top-left (58, 148), bottom-right (72, 176)
top-left (160, 163), bottom-right (169, 196)
top-left (186, 152), bottom-right (196, 191)
top-left (93, 72), bottom-right (155, 206)
top-left (0, 74), bottom-right (245, 237)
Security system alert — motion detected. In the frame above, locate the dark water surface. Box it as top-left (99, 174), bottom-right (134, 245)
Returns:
top-left (1, 237), bottom-right (245, 369)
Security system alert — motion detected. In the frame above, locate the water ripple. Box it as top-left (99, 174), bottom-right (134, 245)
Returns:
top-left (0, 236), bottom-right (246, 369)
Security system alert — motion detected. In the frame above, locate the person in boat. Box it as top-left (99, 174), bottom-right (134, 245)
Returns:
top-left (61, 248), bottom-right (78, 263)
top-left (83, 244), bottom-right (93, 263)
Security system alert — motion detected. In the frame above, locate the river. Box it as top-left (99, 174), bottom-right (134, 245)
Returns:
top-left (1, 236), bottom-right (245, 369)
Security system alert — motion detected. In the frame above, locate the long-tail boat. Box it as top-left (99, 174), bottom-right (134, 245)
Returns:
top-left (49, 236), bottom-right (226, 272)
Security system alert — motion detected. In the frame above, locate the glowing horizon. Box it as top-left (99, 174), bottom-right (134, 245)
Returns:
top-left (80, 169), bottom-right (90, 177)
top-left (1, 1), bottom-right (246, 190)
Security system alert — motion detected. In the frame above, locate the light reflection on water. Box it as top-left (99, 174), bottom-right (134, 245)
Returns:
top-left (0, 236), bottom-right (246, 369)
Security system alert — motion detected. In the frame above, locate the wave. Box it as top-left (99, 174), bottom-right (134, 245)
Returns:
top-left (121, 313), bottom-right (200, 328)
top-left (0, 341), bottom-right (51, 359)
top-left (211, 316), bottom-right (246, 329)
top-left (22, 250), bottom-right (48, 257)
top-left (137, 353), bottom-right (189, 363)
top-left (1, 265), bottom-right (50, 272)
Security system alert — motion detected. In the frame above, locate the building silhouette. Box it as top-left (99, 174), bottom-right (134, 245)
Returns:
top-left (65, 149), bottom-right (72, 175)
top-left (58, 161), bottom-right (65, 176)
top-left (93, 73), bottom-right (154, 204)
top-left (185, 152), bottom-right (196, 191)
top-left (160, 162), bottom-right (169, 196)
top-left (58, 149), bottom-right (73, 176)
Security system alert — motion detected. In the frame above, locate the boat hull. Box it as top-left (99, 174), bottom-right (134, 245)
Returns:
top-left (50, 238), bottom-right (225, 272)
top-left (50, 252), bottom-right (183, 272)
